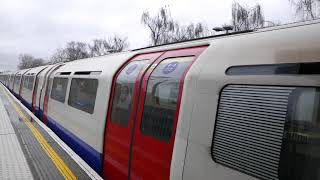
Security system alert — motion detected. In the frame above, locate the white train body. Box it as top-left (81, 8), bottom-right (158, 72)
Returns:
top-left (46, 53), bottom-right (134, 170)
top-left (20, 66), bottom-right (48, 110)
top-left (1, 20), bottom-right (320, 180)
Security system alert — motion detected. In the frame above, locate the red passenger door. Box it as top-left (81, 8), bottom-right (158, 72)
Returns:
top-left (43, 65), bottom-right (63, 124)
top-left (130, 46), bottom-right (207, 180)
top-left (103, 46), bottom-right (207, 180)
top-left (32, 75), bottom-right (40, 113)
top-left (103, 52), bottom-right (163, 179)
top-left (32, 67), bottom-right (47, 113)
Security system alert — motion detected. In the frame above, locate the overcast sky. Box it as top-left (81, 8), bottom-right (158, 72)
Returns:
top-left (0, 0), bottom-right (296, 71)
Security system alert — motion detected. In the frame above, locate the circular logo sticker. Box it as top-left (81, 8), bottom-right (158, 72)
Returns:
top-left (163, 62), bottom-right (178, 74)
top-left (126, 64), bottom-right (138, 75)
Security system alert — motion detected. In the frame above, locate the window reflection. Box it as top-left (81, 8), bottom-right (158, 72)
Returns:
top-left (15, 75), bottom-right (21, 85)
top-left (68, 78), bottom-right (98, 114)
top-left (51, 77), bottom-right (68, 103)
top-left (140, 57), bottom-right (194, 141)
top-left (280, 88), bottom-right (320, 180)
top-left (111, 60), bottom-right (148, 127)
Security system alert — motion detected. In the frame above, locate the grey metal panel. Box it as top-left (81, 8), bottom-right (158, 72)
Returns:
top-left (212, 85), bottom-right (296, 180)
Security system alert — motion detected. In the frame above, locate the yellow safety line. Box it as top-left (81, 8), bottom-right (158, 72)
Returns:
top-left (1, 86), bottom-right (76, 180)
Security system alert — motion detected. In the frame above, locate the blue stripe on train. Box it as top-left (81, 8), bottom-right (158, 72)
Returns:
top-left (20, 98), bottom-right (32, 111)
top-left (34, 106), bottom-right (43, 120)
top-left (12, 91), bottom-right (18, 98)
top-left (47, 116), bottom-right (103, 174)
top-left (16, 98), bottom-right (103, 174)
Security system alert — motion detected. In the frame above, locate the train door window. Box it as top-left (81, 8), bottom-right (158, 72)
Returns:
top-left (15, 75), bottom-right (21, 85)
top-left (110, 60), bottom-right (148, 126)
top-left (23, 76), bottom-right (29, 88)
top-left (68, 78), bottom-right (98, 114)
top-left (140, 57), bottom-right (194, 141)
top-left (51, 77), bottom-right (68, 103)
top-left (279, 87), bottom-right (320, 180)
top-left (27, 76), bottom-right (35, 90)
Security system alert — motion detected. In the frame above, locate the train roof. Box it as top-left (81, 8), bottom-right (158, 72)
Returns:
top-left (16, 69), bottom-right (30, 75)
top-left (133, 19), bottom-right (320, 53)
top-left (54, 51), bottom-right (136, 76)
top-left (25, 65), bottom-right (48, 75)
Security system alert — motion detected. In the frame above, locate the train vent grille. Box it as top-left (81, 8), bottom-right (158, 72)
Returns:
top-left (212, 85), bottom-right (295, 180)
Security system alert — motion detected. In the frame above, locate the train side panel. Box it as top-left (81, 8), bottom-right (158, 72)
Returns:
top-left (20, 66), bottom-right (48, 111)
top-left (46, 52), bottom-right (135, 173)
top-left (34, 64), bottom-right (61, 119)
top-left (9, 72), bottom-right (18, 91)
top-left (178, 21), bottom-right (320, 180)
top-left (13, 69), bottom-right (30, 97)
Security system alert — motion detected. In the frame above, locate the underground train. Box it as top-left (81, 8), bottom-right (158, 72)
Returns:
top-left (1, 20), bottom-right (320, 180)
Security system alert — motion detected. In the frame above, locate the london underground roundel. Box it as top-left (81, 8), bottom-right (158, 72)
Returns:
top-left (163, 62), bottom-right (178, 74)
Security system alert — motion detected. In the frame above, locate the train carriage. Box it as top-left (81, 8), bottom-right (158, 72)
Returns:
top-left (32, 64), bottom-right (64, 119)
top-left (6, 73), bottom-right (11, 87)
top-left (0, 73), bottom-right (6, 84)
top-left (20, 65), bottom-right (48, 110)
top-left (172, 21), bottom-right (320, 180)
top-left (2, 20), bottom-right (320, 180)
top-left (4, 73), bottom-right (10, 86)
top-left (9, 71), bottom-right (18, 91)
top-left (45, 52), bottom-right (134, 173)
top-left (12, 69), bottom-right (30, 97)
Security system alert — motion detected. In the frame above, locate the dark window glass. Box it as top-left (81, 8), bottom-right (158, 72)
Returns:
top-left (27, 76), bottom-right (35, 90)
top-left (140, 57), bottom-right (194, 141)
top-left (15, 75), bottom-right (21, 85)
top-left (51, 77), bottom-right (68, 103)
top-left (68, 78), bottom-right (98, 114)
top-left (111, 60), bottom-right (148, 126)
top-left (280, 87), bottom-right (320, 180)
top-left (226, 62), bottom-right (320, 76)
top-left (23, 76), bottom-right (29, 88)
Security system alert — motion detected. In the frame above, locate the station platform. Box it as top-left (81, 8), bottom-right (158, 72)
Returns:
top-left (0, 84), bottom-right (103, 180)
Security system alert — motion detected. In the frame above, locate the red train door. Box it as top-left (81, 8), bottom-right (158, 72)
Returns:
top-left (103, 46), bottom-right (207, 180)
top-left (32, 75), bottom-right (40, 113)
top-left (43, 64), bottom-right (63, 124)
top-left (130, 46), bottom-right (207, 180)
top-left (32, 67), bottom-right (47, 113)
top-left (103, 52), bottom-right (164, 179)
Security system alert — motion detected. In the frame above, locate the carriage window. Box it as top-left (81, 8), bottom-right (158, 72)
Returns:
top-left (51, 77), bottom-right (68, 103)
top-left (279, 88), bottom-right (320, 180)
top-left (140, 57), bottom-right (194, 141)
top-left (23, 76), bottom-right (29, 88)
top-left (111, 60), bottom-right (148, 126)
top-left (68, 78), bottom-right (98, 114)
top-left (27, 76), bottom-right (35, 90)
top-left (15, 75), bottom-right (21, 85)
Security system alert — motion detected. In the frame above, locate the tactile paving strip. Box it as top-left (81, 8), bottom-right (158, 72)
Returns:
top-left (0, 95), bottom-right (33, 180)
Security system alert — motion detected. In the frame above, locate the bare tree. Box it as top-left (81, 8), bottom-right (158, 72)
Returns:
top-left (141, 6), bottom-right (209, 45)
top-left (18, 54), bottom-right (45, 69)
top-left (108, 36), bottom-right (129, 53)
top-left (171, 22), bottom-right (209, 42)
top-left (64, 41), bottom-right (89, 61)
top-left (141, 6), bottom-right (175, 45)
top-left (51, 36), bottom-right (128, 63)
top-left (88, 39), bottom-right (109, 57)
top-left (50, 48), bottom-right (66, 63)
top-left (50, 41), bottom-right (89, 63)
top-left (88, 36), bottom-right (129, 57)
top-left (289, 0), bottom-right (320, 20)
top-left (232, 2), bottom-right (265, 31)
